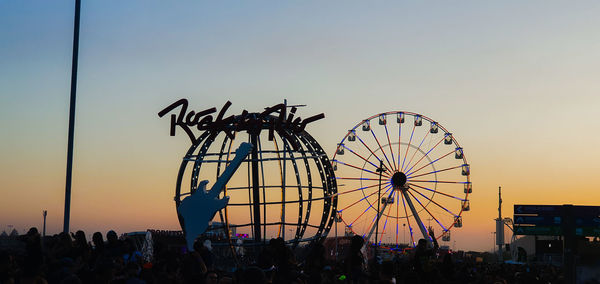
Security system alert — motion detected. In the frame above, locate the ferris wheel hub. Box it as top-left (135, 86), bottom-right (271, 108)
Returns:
top-left (391, 171), bottom-right (407, 189)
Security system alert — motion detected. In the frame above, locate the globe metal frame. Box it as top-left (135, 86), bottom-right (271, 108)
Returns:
top-left (332, 111), bottom-right (471, 249)
top-left (174, 113), bottom-right (337, 252)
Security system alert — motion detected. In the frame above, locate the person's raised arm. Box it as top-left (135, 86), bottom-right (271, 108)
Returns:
top-left (428, 226), bottom-right (439, 250)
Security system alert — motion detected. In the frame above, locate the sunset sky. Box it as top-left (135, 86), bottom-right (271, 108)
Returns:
top-left (2, 1), bottom-right (600, 252)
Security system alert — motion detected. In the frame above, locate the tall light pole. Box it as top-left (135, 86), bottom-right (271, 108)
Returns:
top-left (375, 160), bottom-right (385, 247)
top-left (63, 0), bottom-right (81, 233)
top-left (42, 210), bottom-right (47, 237)
top-left (496, 186), bottom-right (504, 262)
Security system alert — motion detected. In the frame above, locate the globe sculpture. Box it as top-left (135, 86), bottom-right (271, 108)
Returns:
top-left (163, 100), bottom-right (337, 256)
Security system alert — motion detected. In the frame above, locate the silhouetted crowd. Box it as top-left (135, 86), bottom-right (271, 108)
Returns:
top-left (0, 227), bottom-right (565, 284)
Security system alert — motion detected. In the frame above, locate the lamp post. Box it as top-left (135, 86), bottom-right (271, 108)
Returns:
top-left (375, 160), bottom-right (386, 247)
top-left (63, 0), bottom-right (81, 234)
top-left (42, 210), bottom-right (47, 237)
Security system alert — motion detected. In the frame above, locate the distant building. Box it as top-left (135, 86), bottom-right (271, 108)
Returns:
top-left (0, 229), bottom-right (25, 254)
top-left (322, 236), bottom-right (353, 261)
top-left (512, 235), bottom-right (563, 264)
top-left (205, 222), bottom-right (236, 240)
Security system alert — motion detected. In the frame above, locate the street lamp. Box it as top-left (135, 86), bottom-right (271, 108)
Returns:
top-left (375, 160), bottom-right (386, 247)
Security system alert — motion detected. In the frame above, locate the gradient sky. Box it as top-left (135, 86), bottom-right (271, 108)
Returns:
top-left (2, 1), bottom-right (600, 251)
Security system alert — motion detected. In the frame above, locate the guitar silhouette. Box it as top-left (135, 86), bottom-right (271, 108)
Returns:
top-left (178, 142), bottom-right (253, 250)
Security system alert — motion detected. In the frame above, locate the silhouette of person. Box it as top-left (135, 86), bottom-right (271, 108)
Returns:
top-left (204, 270), bottom-right (219, 284)
top-left (412, 227), bottom-right (439, 280)
top-left (182, 239), bottom-right (207, 283)
top-left (22, 227), bottom-right (46, 283)
top-left (343, 235), bottom-right (366, 283)
top-left (378, 260), bottom-right (395, 284)
top-left (89, 232), bottom-right (105, 270)
top-left (305, 241), bottom-right (327, 284)
top-left (72, 230), bottom-right (90, 262)
top-left (105, 230), bottom-right (123, 259)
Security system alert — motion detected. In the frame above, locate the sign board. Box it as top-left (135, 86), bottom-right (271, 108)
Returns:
top-left (514, 225), bottom-right (562, 236)
top-left (514, 204), bottom-right (600, 284)
top-left (514, 215), bottom-right (562, 226)
top-left (514, 204), bottom-right (600, 237)
top-left (514, 205), bottom-right (561, 215)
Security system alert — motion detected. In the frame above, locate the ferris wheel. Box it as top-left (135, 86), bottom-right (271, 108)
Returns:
top-left (332, 111), bottom-right (471, 249)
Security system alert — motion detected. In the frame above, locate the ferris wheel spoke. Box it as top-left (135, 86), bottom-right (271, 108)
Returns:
top-left (406, 189), bottom-right (448, 232)
top-left (395, 189), bottom-right (400, 247)
top-left (400, 192), bottom-right (416, 246)
top-left (402, 131), bottom-right (429, 173)
top-left (404, 136), bottom-right (444, 175)
top-left (405, 150), bottom-right (454, 177)
top-left (397, 120), bottom-right (402, 170)
top-left (338, 183), bottom-right (388, 212)
top-left (334, 159), bottom-right (392, 178)
top-left (361, 185), bottom-right (394, 233)
top-left (379, 190), bottom-right (396, 245)
top-left (336, 183), bottom-right (380, 198)
top-left (401, 124), bottom-right (416, 171)
top-left (409, 183), bottom-right (466, 201)
top-left (336, 177), bottom-right (386, 181)
top-left (369, 128), bottom-right (395, 172)
top-left (349, 204), bottom-right (374, 228)
top-left (408, 186), bottom-right (458, 218)
top-left (384, 124), bottom-right (397, 172)
top-left (408, 180), bottom-right (466, 184)
top-left (355, 134), bottom-right (393, 173)
top-left (338, 183), bottom-right (379, 197)
top-left (408, 165), bottom-right (462, 179)
top-left (343, 144), bottom-right (383, 171)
